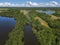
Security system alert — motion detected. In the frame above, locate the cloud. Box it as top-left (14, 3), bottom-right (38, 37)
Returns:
top-left (47, 1), bottom-right (59, 7)
top-left (26, 1), bottom-right (39, 6)
top-left (0, 2), bottom-right (18, 7)
top-left (0, 2), bottom-right (25, 7)
top-left (24, 1), bottom-right (60, 7)
top-left (0, 1), bottom-right (60, 7)
top-left (50, 1), bottom-right (58, 5)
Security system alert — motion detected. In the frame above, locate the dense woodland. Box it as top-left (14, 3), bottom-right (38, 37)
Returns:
top-left (0, 8), bottom-right (60, 45)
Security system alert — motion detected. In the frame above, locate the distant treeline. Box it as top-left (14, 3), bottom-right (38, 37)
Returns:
top-left (0, 7), bottom-right (60, 10)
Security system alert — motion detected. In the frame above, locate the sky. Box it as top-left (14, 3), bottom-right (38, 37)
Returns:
top-left (0, 0), bottom-right (60, 7)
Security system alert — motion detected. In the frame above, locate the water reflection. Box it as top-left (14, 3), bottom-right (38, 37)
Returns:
top-left (0, 16), bottom-right (16, 45)
top-left (36, 10), bottom-right (55, 14)
top-left (24, 23), bottom-right (40, 45)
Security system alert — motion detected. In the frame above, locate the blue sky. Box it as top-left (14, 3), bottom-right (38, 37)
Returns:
top-left (0, 0), bottom-right (60, 7)
top-left (0, 0), bottom-right (60, 4)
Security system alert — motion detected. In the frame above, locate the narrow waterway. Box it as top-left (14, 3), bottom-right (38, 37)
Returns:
top-left (24, 24), bottom-right (40, 45)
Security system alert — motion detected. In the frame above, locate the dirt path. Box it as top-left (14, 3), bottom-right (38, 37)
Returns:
top-left (48, 14), bottom-right (60, 21)
top-left (35, 16), bottom-right (50, 28)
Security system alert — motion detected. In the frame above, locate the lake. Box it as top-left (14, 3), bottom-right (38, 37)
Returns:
top-left (0, 16), bottom-right (16, 45)
top-left (36, 10), bottom-right (55, 14)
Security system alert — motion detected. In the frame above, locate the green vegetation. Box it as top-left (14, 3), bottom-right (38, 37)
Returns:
top-left (53, 12), bottom-right (60, 17)
top-left (32, 20), bottom-right (56, 45)
top-left (5, 13), bottom-right (27, 45)
top-left (0, 8), bottom-right (60, 45)
top-left (0, 9), bottom-right (28, 45)
top-left (27, 9), bottom-right (60, 45)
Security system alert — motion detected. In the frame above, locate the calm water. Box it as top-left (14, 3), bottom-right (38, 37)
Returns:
top-left (36, 10), bottom-right (55, 14)
top-left (0, 16), bottom-right (16, 45)
top-left (24, 24), bottom-right (40, 45)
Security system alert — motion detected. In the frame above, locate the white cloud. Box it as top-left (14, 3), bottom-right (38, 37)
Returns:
top-left (50, 1), bottom-right (58, 5)
top-left (0, 2), bottom-right (25, 7)
top-left (0, 1), bottom-right (60, 7)
top-left (47, 1), bottom-right (58, 7)
top-left (0, 2), bottom-right (18, 7)
top-left (24, 1), bottom-right (39, 7)
top-left (26, 1), bottom-right (38, 6)
top-left (25, 1), bottom-right (60, 7)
